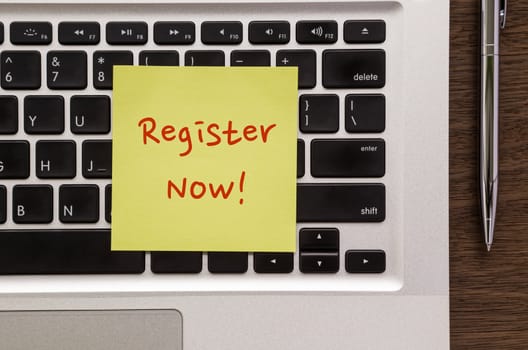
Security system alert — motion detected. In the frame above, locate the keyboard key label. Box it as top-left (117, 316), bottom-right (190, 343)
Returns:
top-left (112, 66), bottom-right (297, 252)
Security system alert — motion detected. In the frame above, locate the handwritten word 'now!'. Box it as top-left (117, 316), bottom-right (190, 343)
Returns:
top-left (168, 171), bottom-right (246, 205)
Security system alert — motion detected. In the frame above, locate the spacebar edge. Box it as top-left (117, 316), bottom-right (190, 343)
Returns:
top-left (0, 229), bottom-right (145, 275)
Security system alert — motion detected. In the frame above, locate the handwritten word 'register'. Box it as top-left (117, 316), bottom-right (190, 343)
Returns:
top-left (138, 117), bottom-right (277, 157)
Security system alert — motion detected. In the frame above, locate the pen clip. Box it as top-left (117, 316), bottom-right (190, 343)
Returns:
top-left (500, 0), bottom-right (507, 29)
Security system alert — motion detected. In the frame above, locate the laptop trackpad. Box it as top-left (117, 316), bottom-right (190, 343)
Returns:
top-left (0, 309), bottom-right (182, 350)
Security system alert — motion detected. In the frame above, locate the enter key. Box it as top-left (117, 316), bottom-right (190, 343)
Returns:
top-left (311, 139), bottom-right (385, 177)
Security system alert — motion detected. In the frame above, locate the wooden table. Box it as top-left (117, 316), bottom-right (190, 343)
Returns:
top-left (450, 0), bottom-right (528, 348)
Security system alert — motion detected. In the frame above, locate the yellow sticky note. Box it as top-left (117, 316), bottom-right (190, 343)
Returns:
top-left (111, 66), bottom-right (298, 252)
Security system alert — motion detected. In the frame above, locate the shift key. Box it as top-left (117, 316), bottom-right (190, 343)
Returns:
top-left (297, 184), bottom-right (385, 222)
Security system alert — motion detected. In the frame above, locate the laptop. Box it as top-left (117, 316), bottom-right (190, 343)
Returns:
top-left (0, 0), bottom-right (450, 349)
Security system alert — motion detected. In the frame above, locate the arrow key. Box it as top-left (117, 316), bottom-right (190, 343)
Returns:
top-left (299, 228), bottom-right (339, 251)
top-left (59, 22), bottom-right (100, 45)
top-left (345, 250), bottom-right (386, 273)
top-left (300, 252), bottom-right (339, 273)
top-left (254, 253), bottom-right (294, 273)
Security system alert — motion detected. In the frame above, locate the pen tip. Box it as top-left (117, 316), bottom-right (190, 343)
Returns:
top-left (486, 244), bottom-right (492, 252)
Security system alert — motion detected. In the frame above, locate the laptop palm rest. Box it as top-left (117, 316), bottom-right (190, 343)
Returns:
top-left (0, 309), bottom-right (182, 350)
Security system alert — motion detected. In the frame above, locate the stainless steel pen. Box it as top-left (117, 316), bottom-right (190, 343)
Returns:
top-left (480, 0), bottom-right (506, 251)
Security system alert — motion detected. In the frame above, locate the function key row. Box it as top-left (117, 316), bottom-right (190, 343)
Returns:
top-left (0, 20), bottom-right (386, 46)
top-left (1, 49), bottom-right (385, 90)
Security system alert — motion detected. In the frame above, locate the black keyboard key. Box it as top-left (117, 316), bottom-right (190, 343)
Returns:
top-left (230, 50), bottom-right (271, 66)
top-left (311, 139), bottom-right (385, 177)
top-left (93, 51), bottom-right (133, 89)
top-left (345, 94), bottom-right (386, 133)
top-left (1, 51), bottom-right (41, 89)
top-left (36, 140), bottom-right (76, 179)
top-left (70, 95), bottom-right (111, 134)
top-left (10, 22), bottom-right (52, 45)
top-left (47, 51), bottom-right (87, 89)
top-left (154, 21), bottom-right (195, 45)
top-left (323, 49), bottom-right (386, 88)
top-left (208, 252), bottom-right (248, 273)
top-left (254, 253), bottom-right (293, 273)
top-left (345, 250), bottom-right (386, 273)
top-left (106, 22), bottom-right (147, 45)
top-left (300, 253), bottom-right (339, 273)
top-left (59, 185), bottom-right (99, 223)
top-left (0, 141), bottom-right (29, 179)
top-left (297, 184), bottom-right (385, 222)
top-left (0, 22), bottom-right (3, 44)
top-left (82, 140), bottom-right (112, 178)
top-left (297, 139), bottom-right (305, 178)
top-left (12, 185), bottom-right (53, 224)
top-left (0, 96), bottom-right (18, 134)
top-left (249, 21), bottom-right (290, 44)
top-left (299, 94), bottom-right (339, 133)
top-left (139, 50), bottom-right (179, 66)
top-left (296, 20), bottom-right (337, 44)
top-left (201, 21), bottom-right (242, 45)
top-left (0, 185), bottom-right (5, 224)
top-left (105, 185), bottom-right (111, 223)
top-left (299, 228), bottom-right (339, 251)
top-left (58, 22), bottom-right (100, 45)
top-left (344, 20), bottom-right (386, 44)
top-left (151, 252), bottom-right (202, 273)
top-left (24, 96), bottom-right (64, 134)
top-left (0, 230), bottom-right (145, 274)
top-left (184, 50), bottom-right (225, 66)
top-left (276, 50), bottom-right (316, 89)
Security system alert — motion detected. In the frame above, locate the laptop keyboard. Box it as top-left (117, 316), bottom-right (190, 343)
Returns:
top-left (0, 3), bottom-right (401, 290)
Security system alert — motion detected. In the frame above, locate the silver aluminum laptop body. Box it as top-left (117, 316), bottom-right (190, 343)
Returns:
top-left (0, 0), bottom-right (449, 349)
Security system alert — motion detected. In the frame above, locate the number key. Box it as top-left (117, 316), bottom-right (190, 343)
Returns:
top-left (93, 51), bottom-right (133, 89)
top-left (47, 51), bottom-right (87, 89)
top-left (1, 51), bottom-right (41, 90)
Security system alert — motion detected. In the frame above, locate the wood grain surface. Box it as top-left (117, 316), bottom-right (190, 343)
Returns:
top-left (450, 0), bottom-right (528, 348)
